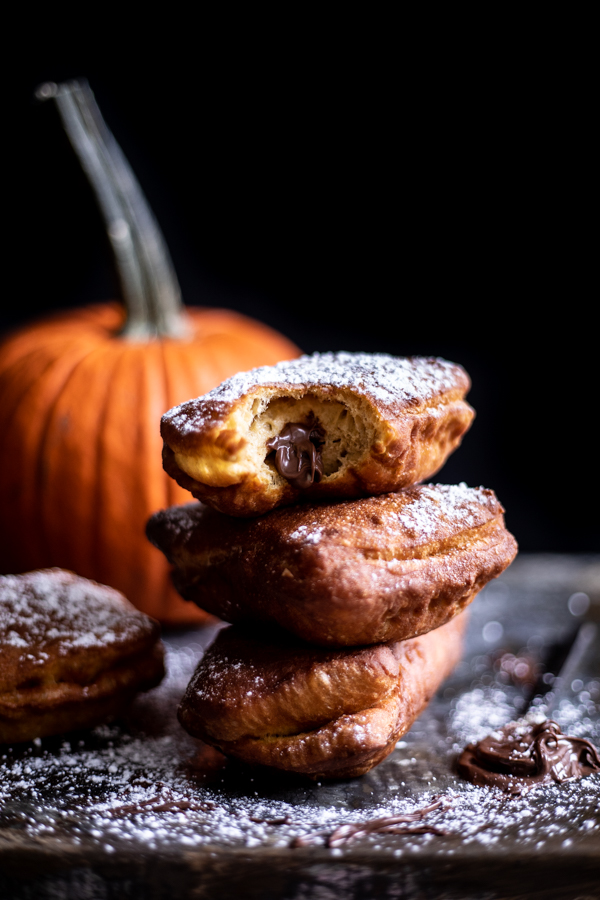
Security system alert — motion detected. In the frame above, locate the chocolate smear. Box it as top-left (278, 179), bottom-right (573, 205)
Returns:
top-left (457, 719), bottom-right (600, 795)
top-left (291, 797), bottom-right (448, 847)
top-left (107, 786), bottom-right (217, 818)
top-left (267, 421), bottom-right (325, 488)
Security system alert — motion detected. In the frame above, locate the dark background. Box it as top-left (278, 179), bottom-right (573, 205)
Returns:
top-left (5, 35), bottom-right (597, 553)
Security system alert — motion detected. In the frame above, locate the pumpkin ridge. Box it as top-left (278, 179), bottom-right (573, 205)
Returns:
top-left (0, 353), bottom-right (60, 570)
top-left (90, 343), bottom-right (143, 589)
top-left (0, 335), bottom-right (99, 413)
top-left (0, 80), bottom-right (300, 620)
top-left (0, 304), bottom-right (122, 362)
top-left (0, 337), bottom-right (110, 573)
top-left (139, 345), bottom-right (172, 619)
top-left (39, 342), bottom-right (129, 577)
top-left (0, 350), bottom-right (60, 431)
top-left (159, 339), bottom-right (181, 512)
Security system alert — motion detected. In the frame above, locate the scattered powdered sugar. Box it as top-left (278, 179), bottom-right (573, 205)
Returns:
top-left (288, 523), bottom-right (325, 544)
top-left (450, 686), bottom-right (518, 744)
top-left (396, 483), bottom-right (498, 538)
top-left (163, 353), bottom-right (468, 434)
top-left (149, 484), bottom-right (498, 554)
top-left (1, 627), bottom-right (597, 859)
top-left (190, 650), bottom-right (267, 704)
top-left (0, 570), bottom-right (148, 659)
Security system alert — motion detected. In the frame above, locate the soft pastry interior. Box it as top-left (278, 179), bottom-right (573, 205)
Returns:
top-left (172, 392), bottom-right (380, 489)
top-left (160, 353), bottom-right (475, 516)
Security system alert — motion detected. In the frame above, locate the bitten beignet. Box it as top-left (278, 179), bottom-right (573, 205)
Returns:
top-left (161, 353), bottom-right (474, 516)
top-left (147, 483), bottom-right (517, 647)
top-left (0, 569), bottom-right (165, 743)
top-left (178, 614), bottom-right (466, 778)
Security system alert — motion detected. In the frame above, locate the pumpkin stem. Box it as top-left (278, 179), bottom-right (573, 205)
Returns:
top-left (36, 80), bottom-right (189, 340)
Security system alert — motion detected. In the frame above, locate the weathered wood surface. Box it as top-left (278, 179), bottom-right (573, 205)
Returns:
top-left (1, 554), bottom-right (599, 899)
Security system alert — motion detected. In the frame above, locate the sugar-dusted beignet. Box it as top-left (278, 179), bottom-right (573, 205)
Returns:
top-left (178, 614), bottom-right (466, 779)
top-left (161, 353), bottom-right (474, 516)
top-left (147, 483), bottom-right (517, 647)
top-left (0, 569), bottom-right (165, 743)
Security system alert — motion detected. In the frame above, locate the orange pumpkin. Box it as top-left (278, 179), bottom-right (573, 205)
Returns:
top-left (0, 80), bottom-right (299, 623)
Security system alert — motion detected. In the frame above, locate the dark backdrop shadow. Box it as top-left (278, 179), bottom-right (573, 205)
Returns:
top-left (5, 42), bottom-right (597, 554)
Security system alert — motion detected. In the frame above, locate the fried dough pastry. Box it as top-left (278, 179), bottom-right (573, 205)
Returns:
top-left (0, 569), bottom-right (165, 743)
top-left (147, 483), bottom-right (517, 647)
top-left (161, 353), bottom-right (474, 516)
top-left (178, 614), bottom-right (466, 779)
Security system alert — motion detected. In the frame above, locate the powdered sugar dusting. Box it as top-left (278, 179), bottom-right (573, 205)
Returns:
top-left (0, 570), bottom-right (149, 660)
top-left (163, 353), bottom-right (468, 434)
top-left (1, 601), bottom-right (598, 859)
top-left (0, 558), bottom-right (598, 873)
top-left (396, 483), bottom-right (499, 539)
top-left (190, 651), bottom-right (266, 705)
top-left (149, 484), bottom-right (500, 552)
top-left (288, 523), bottom-right (325, 544)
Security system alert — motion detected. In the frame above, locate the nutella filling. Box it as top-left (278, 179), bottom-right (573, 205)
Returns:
top-left (457, 719), bottom-right (600, 794)
top-left (267, 421), bottom-right (325, 488)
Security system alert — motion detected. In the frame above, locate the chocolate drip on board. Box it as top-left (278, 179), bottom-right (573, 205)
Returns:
top-left (291, 797), bottom-right (447, 847)
top-left (267, 421), bottom-right (325, 488)
top-left (457, 719), bottom-right (600, 794)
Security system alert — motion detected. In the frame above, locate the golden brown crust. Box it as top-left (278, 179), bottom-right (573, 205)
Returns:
top-left (147, 484), bottom-right (517, 647)
top-left (0, 644), bottom-right (165, 744)
top-left (178, 614), bottom-right (466, 779)
top-left (160, 353), bottom-right (474, 517)
top-left (0, 570), bottom-right (165, 743)
top-left (178, 627), bottom-right (407, 742)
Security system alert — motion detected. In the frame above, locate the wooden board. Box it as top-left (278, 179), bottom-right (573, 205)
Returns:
top-left (1, 554), bottom-right (599, 899)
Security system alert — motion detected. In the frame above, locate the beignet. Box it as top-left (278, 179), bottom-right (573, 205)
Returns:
top-left (147, 483), bottom-right (517, 647)
top-left (161, 353), bottom-right (474, 516)
top-left (178, 614), bottom-right (466, 779)
top-left (0, 569), bottom-right (165, 743)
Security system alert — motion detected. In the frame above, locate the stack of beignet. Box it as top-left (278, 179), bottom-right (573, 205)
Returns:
top-left (148, 352), bottom-right (517, 778)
